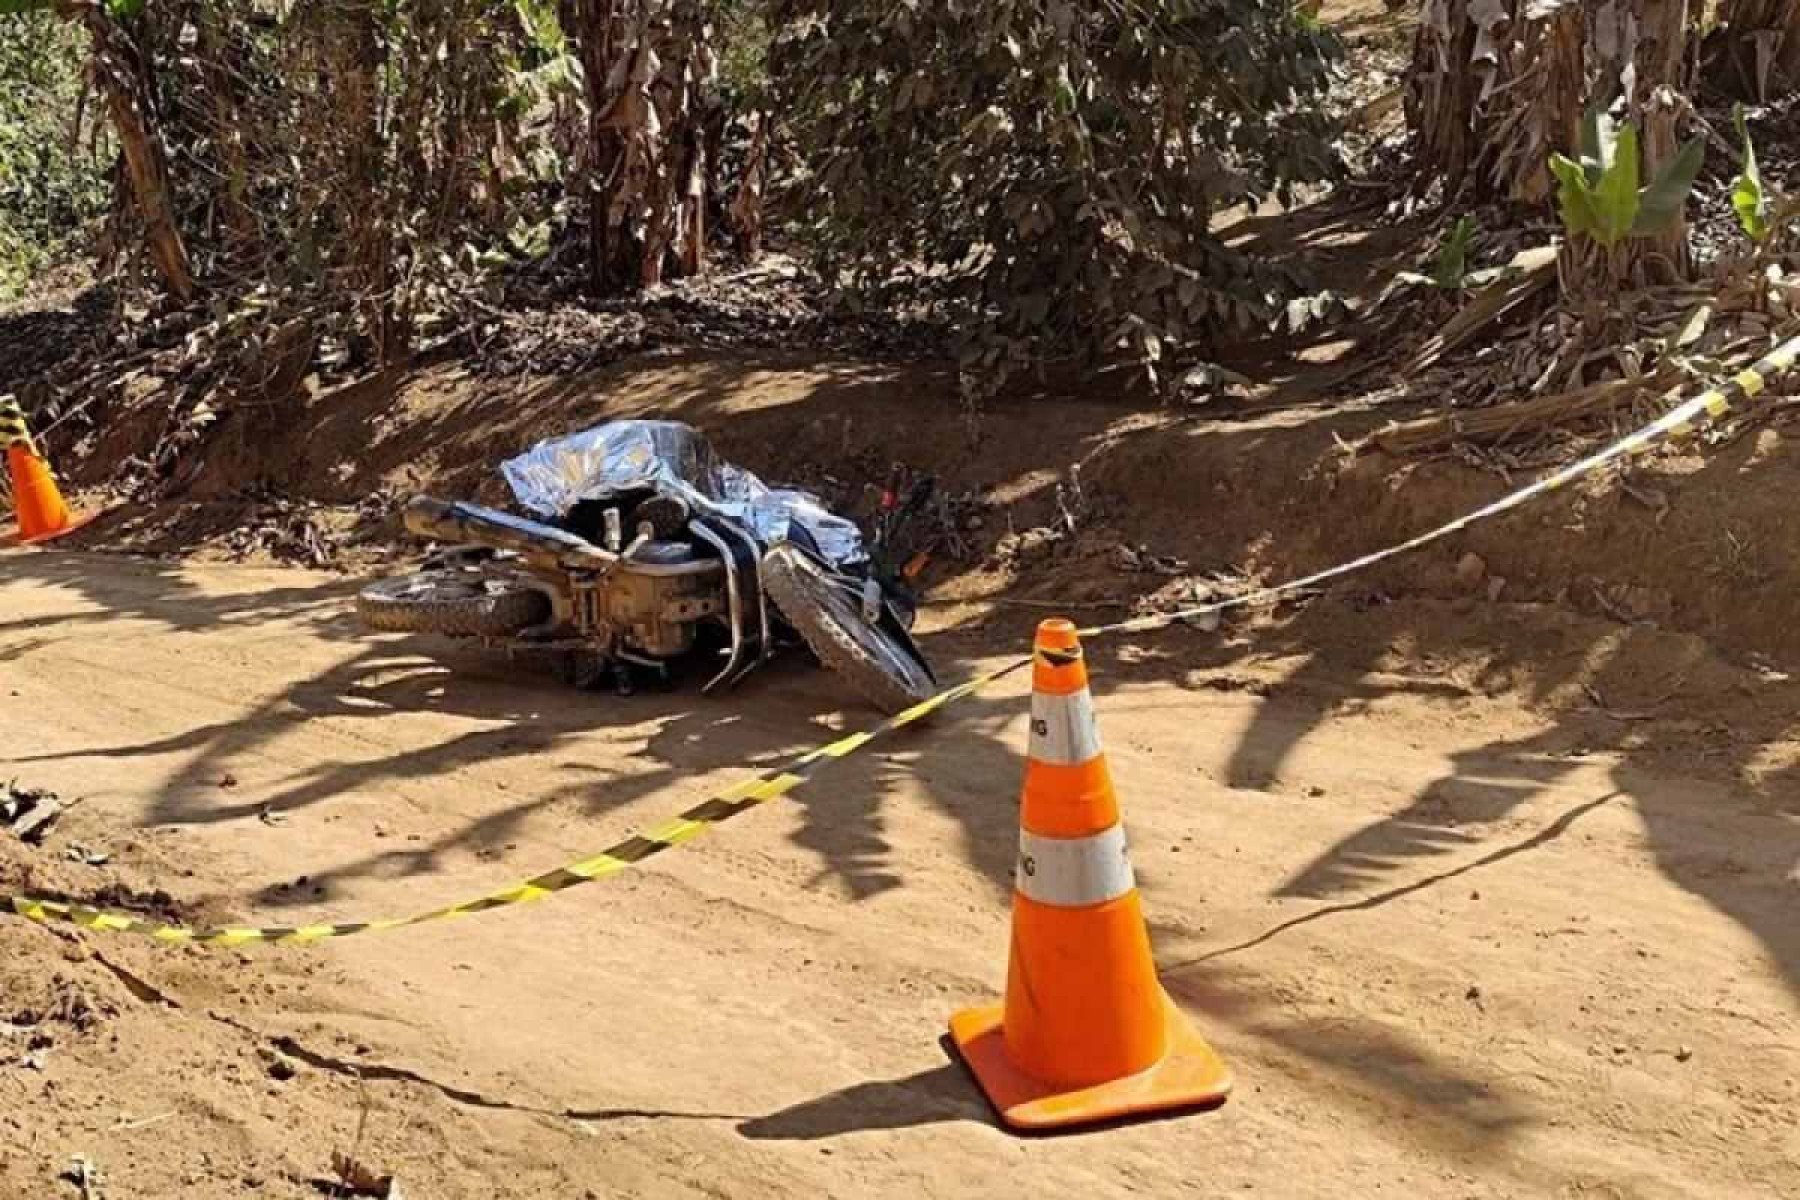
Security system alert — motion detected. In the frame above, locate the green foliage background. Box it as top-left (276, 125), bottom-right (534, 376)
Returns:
top-left (771, 0), bottom-right (1342, 393)
top-left (0, 14), bottom-right (108, 299)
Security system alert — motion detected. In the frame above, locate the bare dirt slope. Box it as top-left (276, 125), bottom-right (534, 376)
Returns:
top-left (2, 545), bottom-right (1797, 1198)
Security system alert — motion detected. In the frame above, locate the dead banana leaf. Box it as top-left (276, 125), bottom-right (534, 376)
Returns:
top-left (1405, 244), bottom-right (1559, 376)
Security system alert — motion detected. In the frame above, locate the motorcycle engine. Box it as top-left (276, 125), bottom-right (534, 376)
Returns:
top-left (571, 536), bottom-right (724, 660)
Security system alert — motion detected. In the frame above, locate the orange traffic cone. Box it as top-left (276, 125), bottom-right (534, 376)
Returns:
top-left (949, 618), bottom-right (1231, 1130)
top-left (2, 401), bottom-right (92, 545)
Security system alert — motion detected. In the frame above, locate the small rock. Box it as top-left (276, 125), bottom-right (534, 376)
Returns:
top-left (64, 843), bottom-right (109, 867)
top-left (1464, 985), bottom-right (1482, 1002)
top-left (1454, 552), bottom-right (1487, 590)
top-left (1304, 785), bottom-right (1326, 798)
top-left (4, 784), bottom-right (65, 845)
top-left (1675, 1045), bottom-right (1693, 1063)
top-left (331, 1150), bottom-right (399, 1197)
top-left (1184, 606), bottom-right (1222, 633)
top-left (61, 1155), bottom-right (102, 1196)
top-left (259, 1046), bottom-right (298, 1081)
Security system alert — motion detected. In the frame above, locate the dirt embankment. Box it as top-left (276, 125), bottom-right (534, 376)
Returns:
top-left (48, 337), bottom-right (1800, 677)
top-left (29, 337), bottom-right (1800, 810)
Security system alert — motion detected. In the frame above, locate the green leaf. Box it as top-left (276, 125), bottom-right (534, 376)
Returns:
top-left (1578, 107), bottom-right (1615, 178)
top-left (514, 0), bottom-right (566, 53)
top-left (1633, 135), bottom-right (1704, 236)
top-left (1549, 152), bottom-right (1601, 241)
top-left (104, 0), bottom-right (145, 18)
top-left (1731, 105), bottom-right (1769, 243)
top-left (1051, 63), bottom-right (1077, 115)
top-left (1593, 122), bottom-right (1640, 245)
top-left (1432, 214), bottom-right (1477, 289)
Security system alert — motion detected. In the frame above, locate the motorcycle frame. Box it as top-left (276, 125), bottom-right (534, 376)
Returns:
top-left (404, 497), bottom-right (779, 688)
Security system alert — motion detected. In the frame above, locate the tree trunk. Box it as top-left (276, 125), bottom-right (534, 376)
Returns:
top-left (79, 6), bottom-right (196, 302)
top-left (1712, 0), bottom-right (1800, 98)
top-left (1406, 0), bottom-right (1585, 205)
top-left (1404, 0), bottom-right (1481, 195)
top-left (195, 11), bottom-right (258, 267)
top-left (1632, 0), bottom-right (1698, 279)
top-left (561, 0), bottom-right (716, 293)
top-left (338, 0), bottom-right (399, 363)
top-left (729, 111), bottom-right (769, 257)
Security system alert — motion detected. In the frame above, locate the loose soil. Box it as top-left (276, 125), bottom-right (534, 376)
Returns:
top-left (5, 3), bottom-right (1800, 1193)
top-left (3, 544), bottom-right (1798, 1198)
top-left (5, 344), bottom-right (1800, 1196)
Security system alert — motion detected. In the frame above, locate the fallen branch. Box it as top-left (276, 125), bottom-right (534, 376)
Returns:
top-left (1367, 365), bottom-right (1682, 456)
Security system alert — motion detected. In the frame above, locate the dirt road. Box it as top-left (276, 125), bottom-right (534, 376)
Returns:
top-left (2, 549), bottom-right (1797, 1197)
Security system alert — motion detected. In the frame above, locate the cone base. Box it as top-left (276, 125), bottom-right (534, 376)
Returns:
top-left (1, 508), bottom-right (100, 549)
top-left (949, 988), bottom-right (1232, 1131)
top-left (23, 508), bottom-right (100, 546)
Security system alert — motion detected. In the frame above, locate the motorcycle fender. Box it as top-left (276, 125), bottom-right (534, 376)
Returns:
top-left (880, 600), bottom-right (938, 686)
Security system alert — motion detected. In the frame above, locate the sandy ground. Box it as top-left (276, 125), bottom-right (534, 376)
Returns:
top-left (2, 549), bottom-right (1797, 1198)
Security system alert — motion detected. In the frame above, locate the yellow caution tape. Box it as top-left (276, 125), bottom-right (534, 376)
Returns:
top-left (5, 673), bottom-right (1017, 944)
top-left (6, 332), bottom-right (1797, 946)
top-left (1080, 333), bottom-right (1800, 639)
top-left (0, 396), bottom-right (36, 454)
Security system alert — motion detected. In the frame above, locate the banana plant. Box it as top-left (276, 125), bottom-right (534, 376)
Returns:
top-left (1548, 110), bottom-right (1705, 249)
top-left (1731, 104), bottom-right (1798, 246)
top-left (1398, 214), bottom-right (1490, 290)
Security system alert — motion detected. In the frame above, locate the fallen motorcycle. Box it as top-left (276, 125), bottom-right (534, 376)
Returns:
top-left (356, 420), bottom-right (938, 714)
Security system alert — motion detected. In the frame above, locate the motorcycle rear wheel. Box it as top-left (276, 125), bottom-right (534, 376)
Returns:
top-left (761, 544), bottom-right (937, 715)
top-left (356, 570), bottom-right (550, 638)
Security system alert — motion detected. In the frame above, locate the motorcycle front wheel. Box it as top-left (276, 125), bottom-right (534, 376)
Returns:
top-left (760, 545), bottom-right (938, 715)
top-left (356, 570), bottom-right (550, 638)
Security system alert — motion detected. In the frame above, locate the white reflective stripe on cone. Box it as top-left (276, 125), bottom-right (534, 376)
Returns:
top-left (1015, 825), bottom-right (1135, 908)
top-left (1029, 687), bottom-right (1101, 765)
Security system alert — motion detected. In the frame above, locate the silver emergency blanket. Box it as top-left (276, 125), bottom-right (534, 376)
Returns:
top-left (500, 419), bottom-right (866, 568)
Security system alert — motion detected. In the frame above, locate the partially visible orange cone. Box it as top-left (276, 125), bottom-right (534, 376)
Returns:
top-left (949, 618), bottom-right (1231, 1131)
top-left (8, 443), bottom-right (74, 541)
top-left (2, 400), bottom-right (92, 545)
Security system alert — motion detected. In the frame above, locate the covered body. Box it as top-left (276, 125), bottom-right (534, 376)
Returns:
top-left (500, 419), bottom-right (865, 568)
